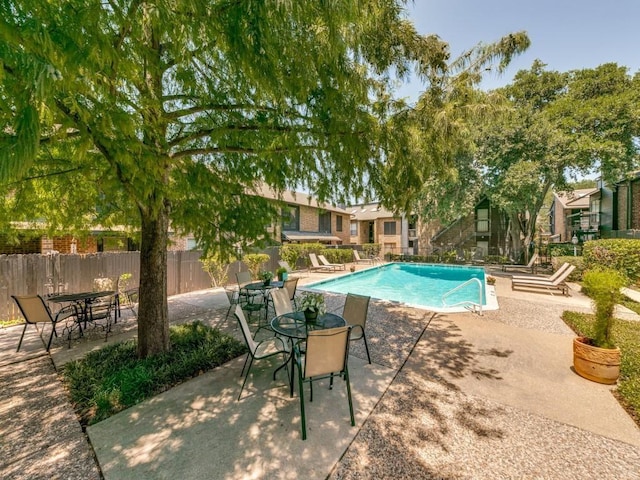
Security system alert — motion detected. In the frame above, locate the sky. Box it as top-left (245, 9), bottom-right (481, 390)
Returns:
top-left (397, 0), bottom-right (640, 102)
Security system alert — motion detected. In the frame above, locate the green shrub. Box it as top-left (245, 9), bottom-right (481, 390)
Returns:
top-left (242, 253), bottom-right (270, 279)
top-left (362, 243), bottom-right (381, 257)
top-left (581, 269), bottom-right (627, 348)
top-left (549, 243), bottom-right (581, 257)
top-left (62, 322), bottom-right (246, 425)
top-left (583, 239), bottom-right (640, 284)
top-left (320, 248), bottom-right (353, 264)
top-left (200, 252), bottom-right (236, 287)
top-left (279, 244), bottom-right (304, 269)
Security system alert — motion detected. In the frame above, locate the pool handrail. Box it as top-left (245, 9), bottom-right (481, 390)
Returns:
top-left (441, 277), bottom-right (483, 315)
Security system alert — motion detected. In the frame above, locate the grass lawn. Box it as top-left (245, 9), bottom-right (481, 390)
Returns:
top-left (62, 321), bottom-right (246, 426)
top-left (562, 311), bottom-right (640, 428)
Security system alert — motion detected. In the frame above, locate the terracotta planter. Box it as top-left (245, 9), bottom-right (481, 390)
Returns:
top-left (573, 336), bottom-right (621, 385)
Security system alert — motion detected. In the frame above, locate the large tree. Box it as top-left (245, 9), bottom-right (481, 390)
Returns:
top-left (0, 1), bottom-right (434, 357)
top-left (476, 61), bottom-right (640, 259)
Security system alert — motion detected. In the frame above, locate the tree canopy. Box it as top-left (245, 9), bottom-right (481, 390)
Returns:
top-left (0, 1), bottom-right (442, 357)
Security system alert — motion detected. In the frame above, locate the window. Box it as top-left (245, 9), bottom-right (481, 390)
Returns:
top-left (350, 221), bottom-right (358, 236)
top-left (319, 211), bottom-right (331, 233)
top-left (336, 215), bottom-right (343, 232)
top-left (476, 208), bottom-right (489, 232)
top-left (383, 221), bottom-right (396, 235)
top-left (282, 205), bottom-right (300, 231)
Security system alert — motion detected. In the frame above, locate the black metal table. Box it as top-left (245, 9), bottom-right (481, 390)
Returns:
top-left (271, 311), bottom-right (346, 395)
top-left (241, 281), bottom-right (284, 326)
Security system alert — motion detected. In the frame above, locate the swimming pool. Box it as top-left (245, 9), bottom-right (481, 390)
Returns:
top-left (307, 263), bottom-right (497, 312)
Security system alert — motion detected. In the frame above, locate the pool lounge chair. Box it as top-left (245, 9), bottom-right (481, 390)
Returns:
top-left (318, 254), bottom-right (345, 271)
top-left (309, 253), bottom-right (336, 272)
top-left (511, 264), bottom-right (576, 296)
top-left (353, 249), bottom-right (373, 264)
top-left (502, 253), bottom-right (539, 274)
top-left (278, 260), bottom-right (308, 277)
top-left (511, 262), bottom-right (571, 282)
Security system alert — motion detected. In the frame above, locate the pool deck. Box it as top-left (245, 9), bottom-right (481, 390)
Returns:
top-left (2, 263), bottom-right (640, 479)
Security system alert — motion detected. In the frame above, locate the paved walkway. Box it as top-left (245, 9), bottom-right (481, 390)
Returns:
top-left (2, 269), bottom-right (640, 479)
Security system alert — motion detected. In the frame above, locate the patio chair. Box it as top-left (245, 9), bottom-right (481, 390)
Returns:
top-left (234, 305), bottom-right (289, 401)
top-left (270, 288), bottom-right (293, 317)
top-left (318, 254), bottom-right (345, 271)
top-left (283, 277), bottom-right (299, 309)
top-left (121, 288), bottom-right (139, 318)
top-left (353, 249), bottom-right (373, 264)
top-left (511, 264), bottom-right (576, 296)
top-left (309, 253), bottom-right (336, 272)
top-left (278, 260), bottom-right (308, 277)
top-left (502, 253), bottom-right (539, 274)
top-left (511, 262), bottom-right (571, 282)
top-left (12, 295), bottom-right (79, 352)
top-left (342, 293), bottom-right (371, 364)
top-left (86, 293), bottom-right (117, 342)
top-left (295, 325), bottom-right (355, 440)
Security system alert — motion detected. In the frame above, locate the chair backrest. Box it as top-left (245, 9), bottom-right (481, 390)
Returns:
top-left (278, 260), bottom-right (292, 273)
top-left (308, 253), bottom-right (321, 267)
top-left (318, 255), bottom-right (331, 266)
top-left (342, 293), bottom-right (370, 330)
top-left (270, 289), bottom-right (293, 317)
top-left (552, 264), bottom-right (576, 285)
top-left (234, 305), bottom-right (258, 354)
top-left (353, 250), bottom-right (362, 261)
top-left (236, 271), bottom-right (252, 287)
top-left (12, 295), bottom-right (53, 324)
top-left (548, 262), bottom-right (571, 281)
top-left (304, 326), bottom-right (350, 379)
top-left (283, 277), bottom-right (299, 301)
top-left (526, 252), bottom-right (539, 268)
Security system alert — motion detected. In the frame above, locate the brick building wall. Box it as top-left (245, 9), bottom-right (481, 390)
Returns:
top-left (617, 184), bottom-right (629, 230)
top-left (333, 213), bottom-right (349, 244)
top-left (299, 205), bottom-right (318, 232)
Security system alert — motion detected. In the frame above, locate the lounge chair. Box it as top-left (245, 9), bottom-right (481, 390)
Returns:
top-left (318, 254), bottom-right (345, 271)
top-left (309, 253), bottom-right (336, 272)
top-left (502, 253), bottom-right (539, 274)
top-left (511, 264), bottom-right (576, 296)
top-left (511, 262), bottom-right (571, 282)
top-left (353, 249), bottom-right (373, 264)
top-left (278, 260), bottom-right (307, 277)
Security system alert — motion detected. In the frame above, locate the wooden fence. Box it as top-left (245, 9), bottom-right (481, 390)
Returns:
top-left (0, 247), bottom-right (283, 321)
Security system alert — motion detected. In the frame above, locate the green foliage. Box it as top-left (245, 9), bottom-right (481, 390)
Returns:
top-left (298, 292), bottom-right (326, 315)
top-left (562, 311), bottom-right (640, 423)
top-left (320, 248), bottom-right (353, 264)
top-left (242, 253), bottom-right (270, 280)
top-left (279, 244), bottom-right (304, 270)
top-left (200, 252), bottom-right (236, 287)
top-left (549, 243), bottom-right (582, 257)
top-left (583, 239), bottom-right (640, 284)
top-left (258, 270), bottom-right (274, 282)
top-left (581, 269), bottom-right (626, 348)
top-left (362, 243), bottom-right (381, 258)
top-left (62, 322), bottom-right (246, 425)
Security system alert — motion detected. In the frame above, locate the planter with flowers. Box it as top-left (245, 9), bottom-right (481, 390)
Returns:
top-left (259, 270), bottom-right (274, 286)
top-left (486, 275), bottom-right (496, 286)
top-left (299, 292), bottom-right (326, 323)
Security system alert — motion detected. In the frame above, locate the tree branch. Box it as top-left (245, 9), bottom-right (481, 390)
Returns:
top-left (170, 145), bottom-right (320, 159)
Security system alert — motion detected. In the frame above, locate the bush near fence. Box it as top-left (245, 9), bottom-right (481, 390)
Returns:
top-left (582, 239), bottom-right (640, 285)
top-left (551, 256), bottom-right (585, 282)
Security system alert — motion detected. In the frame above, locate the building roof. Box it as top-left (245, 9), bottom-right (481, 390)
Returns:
top-left (256, 185), bottom-right (348, 214)
top-left (553, 188), bottom-right (598, 209)
top-left (346, 202), bottom-right (398, 221)
top-left (282, 231), bottom-right (342, 242)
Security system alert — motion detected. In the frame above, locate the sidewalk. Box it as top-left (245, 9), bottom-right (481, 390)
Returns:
top-left (2, 271), bottom-right (640, 479)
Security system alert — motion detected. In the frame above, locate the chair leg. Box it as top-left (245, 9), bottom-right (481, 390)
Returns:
top-left (238, 356), bottom-right (255, 401)
top-left (298, 370), bottom-right (307, 440)
top-left (362, 333), bottom-right (371, 364)
top-left (16, 323), bottom-right (28, 352)
top-left (344, 366), bottom-right (355, 426)
top-left (46, 324), bottom-right (56, 351)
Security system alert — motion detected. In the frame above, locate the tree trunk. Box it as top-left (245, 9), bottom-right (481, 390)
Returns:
top-left (509, 212), bottom-right (523, 262)
top-left (137, 203), bottom-right (170, 358)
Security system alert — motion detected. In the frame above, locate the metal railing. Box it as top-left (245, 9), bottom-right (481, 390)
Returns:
top-left (441, 277), bottom-right (483, 315)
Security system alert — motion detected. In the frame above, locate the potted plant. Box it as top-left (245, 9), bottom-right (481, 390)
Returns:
top-left (259, 270), bottom-right (274, 286)
top-left (299, 291), bottom-right (326, 322)
top-left (276, 266), bottom-right (288, 281)
top-left (349, 265), bottom-right (356, 273)
top-left (573, 268), bottom-right (625, 384)
top-left (485, 275), bottom-right (496, 286)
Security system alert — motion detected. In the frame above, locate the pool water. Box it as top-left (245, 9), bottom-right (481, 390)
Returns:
top-left (307, 263), bottom-right (489, 311)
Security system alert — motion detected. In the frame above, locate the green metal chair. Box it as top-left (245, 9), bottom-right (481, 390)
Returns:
top-left (295, 325), bottom-right (354, 440)
top-left (342, 293), bottom-right (371, 364)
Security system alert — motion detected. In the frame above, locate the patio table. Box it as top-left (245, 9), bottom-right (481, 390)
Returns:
top-left (271, 311), bottom-right (346, 396)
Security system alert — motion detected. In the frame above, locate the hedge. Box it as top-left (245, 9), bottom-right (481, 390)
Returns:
top-left (551, 256), bottom-right (585, 282)
top-left (582, 239), bottom-right (640, 284)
